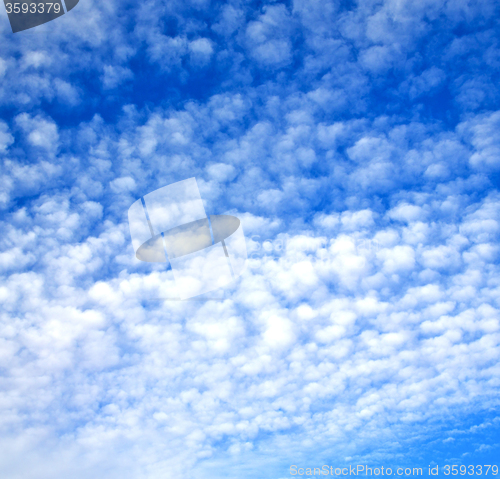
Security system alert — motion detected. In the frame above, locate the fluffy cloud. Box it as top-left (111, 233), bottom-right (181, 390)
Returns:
top-left (1, 0), bottom-right (500, 477)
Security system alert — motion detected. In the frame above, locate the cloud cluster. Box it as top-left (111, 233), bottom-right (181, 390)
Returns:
top-left (1, 0), bottom-right (500, 477)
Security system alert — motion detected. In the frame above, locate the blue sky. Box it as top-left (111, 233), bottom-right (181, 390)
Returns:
top-left (1, 0), bottom-right (500, 477)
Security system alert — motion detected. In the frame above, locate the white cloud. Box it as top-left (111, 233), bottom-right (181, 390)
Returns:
top-left (15, 113), bottom-right (59, 152)
top-left (0, 58), bottom-right (6, 78)
top-left (340, 209), bottom-right (376, 231)
top-left (0, 0), bottom-right (500, 474)
top-left (101, 65), bottom-right (133, 90)
top-left (54, 79), bottom-right (81, 106)
top-left (460, 111), bottom-right (500, 170)
top-left (313, 212), bottom-right (340, 230)
top-left (212, 4), bottom-right (244, 37)
top-left (0, 121), bottom-right (13, 152)
top-left (245, 5), bottom-right (293, 68)
top-left (405, 67), bottom-right (446, 99)
top-left (388, 203), bottom-right (427, 223)
top-left (21, 50), bottom-right (53, 70)
top-left (206, 163), bottom-right (236, 182)
top-left (359, 45), bottom-right (396, 74)
top-left (110, 176), bottom-right (137, 193)
top-left (378, 244), bottom-right (416, 274)
top-left (189, 38), bottom-right (214, 66)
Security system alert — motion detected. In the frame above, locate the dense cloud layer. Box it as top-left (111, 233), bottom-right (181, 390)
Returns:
top-left (1, 0), bottom-right (500, 477)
